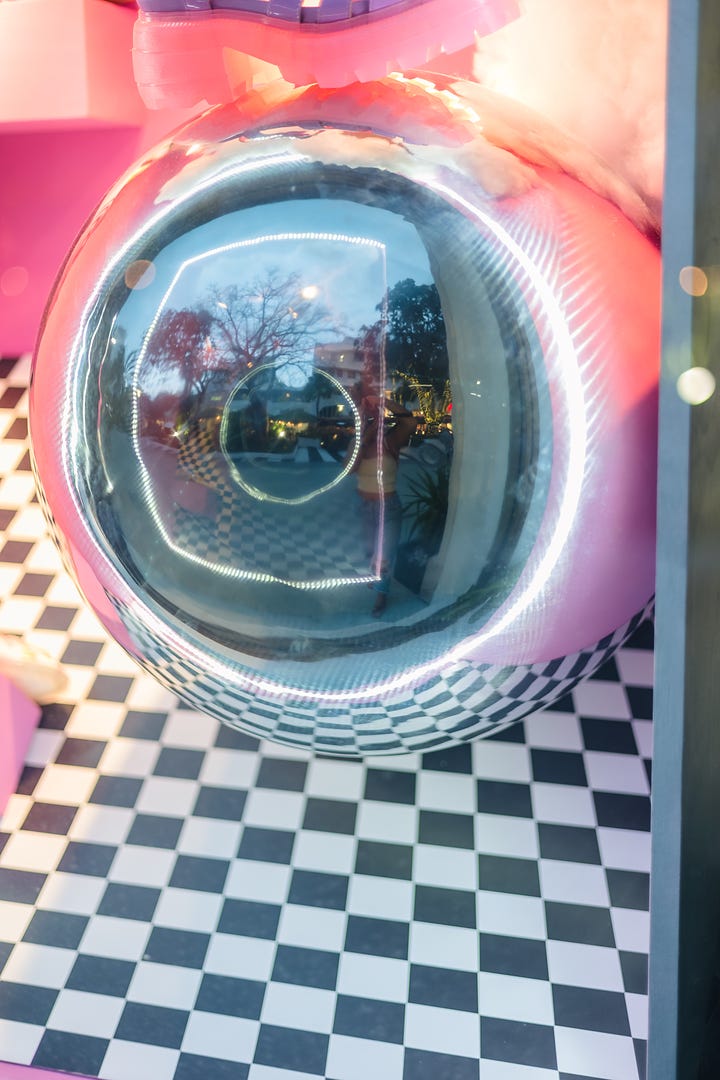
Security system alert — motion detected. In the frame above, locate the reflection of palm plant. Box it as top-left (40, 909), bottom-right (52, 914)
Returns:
top-left (394, 372), bottom-right (451, 424)
top-left (403, 462), bottom-right (450, 554)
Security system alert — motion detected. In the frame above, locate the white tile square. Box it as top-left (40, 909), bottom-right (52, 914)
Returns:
top-left (572, 680), bottom-right (631, 720)
top-left (416, 772), bottom-right (475, 813)
top-left (36, 872), bottom-right (106, 916)
top-left (26, 537), bottom-right (64, 573)
top-left (153, 887), bottom-right (223, 934)
top-left (95, 641), bottom-right (141, 677)
top-left (632, 720), bottom-right (653, 759)
top-left (475, 1062), bottom-right (557, 1080)
top-left (584, 752), bottom-right (649, 796)
top-left (356, 801), bottom-right (417, 845)
top-left (475, 814), bottom-right (538, 859)
top-left (243, 789), bottom-right (305, 831)
top-left (24, 728), bottom-right (64, 768)
top-left (257, 740), bottom-right (311, 761)
top-left (305, 758), bottom-right (364, 800)
top-left (0, 566), bottom-right (24, 599)
top-left (615, 647), bottom-right (654, 687)
top-left (478, 971), bottom-right (554, 1025)
top-left (177, 817), bottom-right (242, 860)
top-left (347, 875), bottom-right (413, 922)
top-left (2, 942), bottom-right (76, 989)
top-left (545, 940), bottom-right (624, 992)
top-left (611, 907), bottom-right (650, 953)
top-left (48, 988), bottom-right (125, 1038)
top-left (368, 752), bottom-right (421, 772)
top-left (0, 901), bottom-right (35, 942)
top-left (200, 748), bottom-right (259, 789)
top-left (53, 665), bottom-right (98, 705)
top-left (79, 915), bottom-right (151, 962)
top-left (0, 831), bottom-right (66, 873)
top-left (472, 742), bottom-right (531, 783)
top-left (204, 934), bottom-right (276, 982)
top-left (45, 575), bottom-right (83, 606)
top-left (69, 805), bottom-right (134, 846)
top-left (99, 738), bottom-right (160, 778)
top-left (32, 764), bottom-right (98, 805)
top-left (277, 902), bottom-right (346, 952)
top-left (413, 845), bottom-right (477, 891)
top-left (336, 952), bottom-right (409, 1004)
top-left (405, 1002), bottom-right (480, 1057)
top-left (224, 859), bottom-right (291, 904)
top-left (7, 505), bottom-right (47, 540)
top-left (539, 860), bottom-right (610, 907)
top-left (531, 783), bottom-right (596, 827)
top-left (261, 982), bottom-right (336, 1033)
top-left (66, 702), bottom-right (127, 741)
top-left (0, 474), bottom-right (36, 507)
top-left (524, 711), bottom-right (583, 751)
top-left (136, 777), bottom-right (198, 817)
top-left (597, 828), bottom-right (651, 873)
top-left (108, 846), bottom-right (175, 888)
top-left (292, 831), bottom-right (357, 875)
top-left (123, 678), bottom-right (178, 713)
top-left (181, 1011), bottom-right (259, 1062)
top-left (625, 991), bottom-right (648, 1039)
top-left (325, 1034), bottom-right (404, 1080)
top-left (162, 710), bottom-right (219, 748)
top-left (477, 892), bottom-right (546, 940)
top-left (0, 794), bottom-right (32, 832)
top-left (409, 923), bottom-right (478, 972)
top-left (554, 1026), bottom-right (639, 1080)
top-left (127, 962), bottom-right (203, 1010)
top-left (68, 607), bottom-right (107, 639)
top-left (249, 1068), bottom-right (319, 1080)
top-left (0, 1018), bottom-right (43, 1064)
top-left (100, 1041), bottom-right (179, 1080)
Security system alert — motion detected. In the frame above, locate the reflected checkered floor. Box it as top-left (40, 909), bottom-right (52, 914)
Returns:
top-left (0, 355), bottom-right (653, 1080)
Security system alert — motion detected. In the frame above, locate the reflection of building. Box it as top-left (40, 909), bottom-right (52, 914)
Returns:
top-left (314, 339), bottom-right (364, 393)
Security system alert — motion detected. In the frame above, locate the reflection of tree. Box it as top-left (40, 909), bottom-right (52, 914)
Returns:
top-left (144, 307), bottom-right (215, 396)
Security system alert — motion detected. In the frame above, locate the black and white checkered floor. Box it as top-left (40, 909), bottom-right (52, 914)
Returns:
top-left (0, 355), bottom-right (653, 1080)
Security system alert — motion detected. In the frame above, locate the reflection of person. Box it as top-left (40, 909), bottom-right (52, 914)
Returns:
top-left (353, 395), bottom-right (417, 615)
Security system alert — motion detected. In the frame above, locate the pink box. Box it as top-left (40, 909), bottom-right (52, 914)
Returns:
top-left (0, 676), bottom-right (41, 818)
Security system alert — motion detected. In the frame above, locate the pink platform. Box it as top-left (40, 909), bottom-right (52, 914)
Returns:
top-left (0, 1065), bottom-right (86, 1080)
top-left (0, 677), bottom-right (40, 817)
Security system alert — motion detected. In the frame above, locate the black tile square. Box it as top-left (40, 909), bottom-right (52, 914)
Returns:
top-left (606, 868), bottom-right (650, 911)
top-left (254, 1024), bottom-right (328, 1075)
top-left (479, 854), bottom-right (541, 897)
top-left (355, 839), bottom-right (413, 880)
top-left (217, 898), bottom-right (281, 939)
top-left (237, 826), bottom-right (295, 864)
top-left (119, 710), bottom-right (168, 740)
top-left (476, 779), bottom-right (533, 818)
top-left (88, 674), bottom-right (133, 703)
top-left (90, 775), bottom-right (143, 808)
top-left (403, 1048), bottom-right (479, 1080)
top-left (0, 982), bottom-right (56, 1024)
top-left (16, 765), bottom-right (43, 796)
top-left (57, 841), bottom-right (116, 877)
top-left (625, 685), bottom-right (653, 720)
top-left (98, 882), bottom-right (160, 921)
top-left (144, 926), bottom-right (209, 969)
top-left (345, 915), bottom-right (409, 960)
top-left (126, 813), bottom-right (184, 849)
top-left (303, 797), bottom-right (357, 835)
top-left (0, 507), bottom-right (15, 531)
top-left (421, 744), bottom-right (473, 773)
top-left (624, 618), bottom-right (654, 649)
top-left (409, 964), bottom-right (478, 1012)
top-left (23, 910), bottom-right (87, 949)
top-left (620, 950), bottom-right (648, 994)
top-left (589, 656), bottom-right (621, 682)
top-left (116, 1001), bottom-right (189, 1048)
top-left (154, 746), bottom-right (204, 780)
top-left (4, 417), bottom-right (28, 440)
top-left (0, 867), bottom-right (46, 904)
top-left (486, 719), bottom-right (528, 740)
top-left (538, 823), bottom-right (601, 865)
top-left (288, 869), bottom-right (348, 911)
top-left (593, 792), bottom-right (651, 831)
top-left (333, 994), bottom-right (404, 1043)
top-left (194, 785), bottom-right (247, 820)
top-left (14, 572), bottom-right (53, 597)
top-left (531, 749), bottom-right (587, 787)
top-left (21, 801), bottom-right (76, 834)
top-left (55, 737), bottom-right (106, 768)
top-left (38, 703), bottom-right (73, 731)
top-left (580, 717), bottom-right (638, 755)
top-left (0, 386), bottom-right (25, 409)
top-left (271, 944), bottom-right (339, 990)
top-left (635, 1038), bottom-right (648, 1080)
top-left (0, 358), bottom-right (18, 379)
top-left (545, 902), bottom-right (615, 947)
top-left (15, 449), bottom-right (32, 472)
top-left (214, 726), bottom-right (260, 751)
top-left (552, 984), bottom-right (630, 1035)
top-left (256, 757), bottom-right (308, 792)
top-left (35, 605), bottom-right (77, 631)
top-left (169, 855), bottom-right (229, 893)
top-left (479, 933), bottom-right (548, 981)
top-left (0, 539), bottom-right (33, 564)
top-left (481, 1016), bottom-right (557, 1069)
top-left (33, 1030), bottom-right (108, 1075)
top-left (0, 942), bottom-right (12, 974)
top-left (67, 954), bottom-right (135, 997)
top-left (196, 973), bottom-right (265, 1019)
top-left (419, 810), bottom-right (474, 849)
top-left (176, 1054), bottom-right (249, 1080)
top-left (60, 640), bottom-right (104, 667)
top-left (414, 884), bottom-right (476, 929)
top-left (364, 768), bottom-right (416, 804)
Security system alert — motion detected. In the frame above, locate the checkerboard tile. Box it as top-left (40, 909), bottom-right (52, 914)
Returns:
top-left (0, 356), bottom-right (652, 1078)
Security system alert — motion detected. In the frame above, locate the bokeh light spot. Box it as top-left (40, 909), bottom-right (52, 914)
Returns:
top-left (679, 265), bottom-right (708, 297)
top-left (676, 366), bottom-right (716, 405)
top-left (1, 266), bottom-right (29, 297)
top-left (124, 260), bottom-right (156, 290)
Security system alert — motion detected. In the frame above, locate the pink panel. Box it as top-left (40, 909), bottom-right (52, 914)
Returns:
top-left (0, 1065), bottom-right (87, 1080)
top-left (0, 676), bottom-right (40, 817)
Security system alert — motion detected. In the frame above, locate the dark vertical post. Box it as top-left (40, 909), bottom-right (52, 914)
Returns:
top-left (648, 0), bottom-right (720, 1076)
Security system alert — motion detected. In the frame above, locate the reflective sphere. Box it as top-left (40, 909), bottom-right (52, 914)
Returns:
top-left (30, 78), bottom-right (660, 754)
